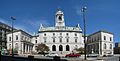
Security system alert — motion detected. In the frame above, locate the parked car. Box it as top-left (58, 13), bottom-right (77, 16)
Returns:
top-left (87, 54), bottom-right (99, 57)
top-left (65, 53), bottom-right (81, 57)
top-left (46, 53), bottom-right (59, 57)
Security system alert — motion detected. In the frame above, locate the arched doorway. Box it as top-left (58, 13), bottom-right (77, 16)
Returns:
top-left (59, 45), bottom-right (63, 51)
top-left (52, 45), bottom-right (56, 51)
top-left (66, 45), bottom-right (70, 51)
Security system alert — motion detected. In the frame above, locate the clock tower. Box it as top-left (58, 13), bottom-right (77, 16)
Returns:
top-left (55, 10), bottom-right (65, 27)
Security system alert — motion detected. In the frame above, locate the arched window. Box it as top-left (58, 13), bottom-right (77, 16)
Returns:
top-left (52, 45), bottom-right (56, 51)
top-left (110, 44), bottom-right (112, 49)
top-left (66, 45), bottom-right (70, 51)
top-left (9, 44), bottom-right (11, 48)
top-left (15, 43), bottom-right (18, 49)
top-left (59, 16), bottom-right (62, 20)
top-left (104, 43), bottom-right (106, 49)
top-left (59, 45), bottom-right (63, 51)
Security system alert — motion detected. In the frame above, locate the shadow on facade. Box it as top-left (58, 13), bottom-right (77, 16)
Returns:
top-left (1, 55), bottom-right (67, 61)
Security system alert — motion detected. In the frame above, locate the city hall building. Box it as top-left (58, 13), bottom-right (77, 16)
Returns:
top-left (37, 10), bottom-right (84, 54)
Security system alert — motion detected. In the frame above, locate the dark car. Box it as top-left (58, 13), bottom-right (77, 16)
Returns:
top-left (65, 53), bottom-right (81, 57)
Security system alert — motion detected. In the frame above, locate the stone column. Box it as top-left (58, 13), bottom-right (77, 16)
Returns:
top-left (28, 45), bottom-right (30, 53)
top-left (21, 43), bottom-right (24, 54)
top-left (25, 44), bottom-right (27, 53)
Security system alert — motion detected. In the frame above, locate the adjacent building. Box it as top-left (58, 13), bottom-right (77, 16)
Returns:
top-left (87, 30), bottom-right (114, 56)
top-left (0, 22), bottom-right (16, 49)
top-left (7, 30), bottom-right (33, 54)
top-left (115, 42), bottom-right (120, 48)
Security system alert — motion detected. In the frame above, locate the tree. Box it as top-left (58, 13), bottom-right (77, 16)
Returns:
top-left (74, 47), bottom-right (84, 54)
top-left (36, 43), bottom-right (49, 55)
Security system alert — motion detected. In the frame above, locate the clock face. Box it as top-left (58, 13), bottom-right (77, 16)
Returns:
top-left (59, 16), bottom-right (62, 20)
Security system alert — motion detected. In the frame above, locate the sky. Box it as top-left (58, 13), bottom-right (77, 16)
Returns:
top-left (0, 0), bottom-right (120, 43)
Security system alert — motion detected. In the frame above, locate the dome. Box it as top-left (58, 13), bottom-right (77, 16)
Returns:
top-left (56, 10), bottom-right (64, 15)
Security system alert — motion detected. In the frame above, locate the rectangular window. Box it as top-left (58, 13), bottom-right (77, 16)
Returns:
top-left (66, 38), bottom-right (69, 42)
top-left (35, 40), bottom-right (37, 43)
top-left (75, 39), bottom-right (77, 43)
top-left (104, 36), bottom-right (106, 40)
top-left (44, 38), bottom-right (47, 43)
top-left (66, 33), bottom-right (69, 36)
top-left (53, 38), bottom-right (55, 43)
top-left (9, 37), bottom-right (11, 41)
top-left (60, 38), bottom-right (62, 43)
top-left (16, 35), bottom-right (18, 40)
top-left (110, 37), bottom-right (112, 41)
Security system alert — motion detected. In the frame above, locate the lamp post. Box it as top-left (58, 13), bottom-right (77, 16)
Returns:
top-left (11, 16), bottom-right (16, 57)
top-left (82, 6), bottom-right (87, 60)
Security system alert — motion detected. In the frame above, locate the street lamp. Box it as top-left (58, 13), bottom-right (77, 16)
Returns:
top-left (82, 6), bottom-right (87, 60)
top-left (11, 16), bottom-right (16, 57)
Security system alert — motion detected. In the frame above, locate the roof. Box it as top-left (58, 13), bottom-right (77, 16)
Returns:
top-left (0, 22), bottom-right (17, 31)
top-left (39, 26), bottom-right (82, 33)
top-left (88, 30), bottom-right (113, 37)
top-left (7, 29), bottom-right (32, 37)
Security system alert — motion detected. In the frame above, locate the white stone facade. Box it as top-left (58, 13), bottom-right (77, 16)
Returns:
top-left (7, 30), bottom-right (33, 54)
top-left (37, 10), bottom-right (84, 54)
top-left (87, 30), bottom-right (114, 56)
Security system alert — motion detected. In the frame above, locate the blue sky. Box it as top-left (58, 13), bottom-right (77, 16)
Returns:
top-left (0, 0), bottom-right (120, 43)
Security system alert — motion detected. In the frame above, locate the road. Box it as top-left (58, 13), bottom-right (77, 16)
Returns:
top-left (6, 54), bottom-right (120, 61)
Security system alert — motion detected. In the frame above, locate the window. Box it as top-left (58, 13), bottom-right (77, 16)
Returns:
top-left (60, 33), bottom-right (62, 35)
top-left (104, 36), bottom-right (106, 40)
top-left (75, 33), bottom-right (77, 36)
top-left (110, 44), bottom-right (112, 49)
top-left (60, 38), bottom-right (62, 43)
top-left (104, 43), bottom-right (106, 49)
top-left (9, 44), bottom-right (11, 48)
top-left (59, 16), bottom-right (62, 20)
top-left (53, 38), bottom-right (55, 43)
top-left (52, 45), bottom-right (56, 51)
top-left (44, 33), bottom-right (46, 36)
top-left (16, 35), bottom-right (18, 40)
top-left (66, 38), bottom-right (69, 42)
top-left (21, 36), bottom-right (24, 40)
top-left (15, 43), bottom-right (18, 49)
top-left (110, 37), bottom-right (112, 41)
top-left (66, 45), bottom-right (70, 51)
top-left (53, 33), bottom-right (55, 36)
top-left (75, 38), bottom-right (77, 43)
top-left (59, 45), bottom-right (63, 51)
top-left (44, 37), bottom-right (47, 43)
top-left (66, 33), bottom-right (69, 36)
top-left (35, 46), bottom-right (37, 50)
top-left (35, 40), bottom-right (37, 43)
top-left (9, 37), bottom-right (11, 41)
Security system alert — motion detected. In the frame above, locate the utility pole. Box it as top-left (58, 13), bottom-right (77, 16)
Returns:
top-left (11, 16), bottom-right (16, 57)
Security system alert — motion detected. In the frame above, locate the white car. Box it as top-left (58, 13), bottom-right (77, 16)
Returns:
top-left (46, 53), bottom-right (58, 57)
